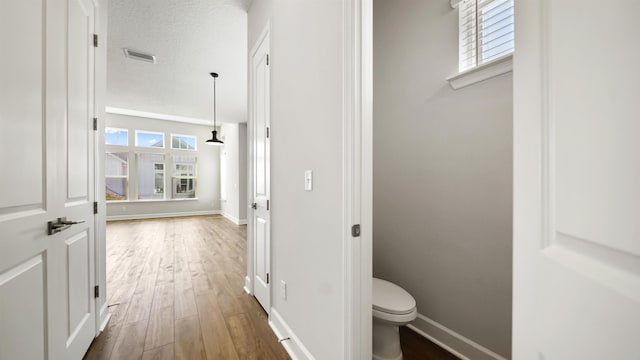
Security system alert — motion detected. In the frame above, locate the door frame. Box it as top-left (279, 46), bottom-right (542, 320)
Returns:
top-left (245, 21), bottom-right (271, 304)
top-left (244, 4), bottom-right (373, 357)
top-left (343, 0), bottom-right (373, 358)
top-left (93, 0), bottom-right (110, 335)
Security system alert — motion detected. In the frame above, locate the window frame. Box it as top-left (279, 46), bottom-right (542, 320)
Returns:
top-left (170, 134), bottom-right (198, 151)
top-left (135, 130), bottom-right (165, 149)
top-left (105, 127), bottom-right (129, 146)
top-left (448, 0), bottom-right (514, 89)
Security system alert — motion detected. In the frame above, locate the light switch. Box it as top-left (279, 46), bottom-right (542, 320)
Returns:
top-left (281, 280), bottom-right (287, 300)
top-left (304, 170), bottom-right (313, 191)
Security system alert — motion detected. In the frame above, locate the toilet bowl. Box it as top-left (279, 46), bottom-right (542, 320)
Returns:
top-left (372, 278), bottom-right (417, 360)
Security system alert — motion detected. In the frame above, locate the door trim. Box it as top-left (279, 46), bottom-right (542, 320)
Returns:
top-left (343, 0), bottom-right (373, 359)
top-left (246, 20), bottom-right (271, 300)
top-left (93, 1), bottom-right (110, 335)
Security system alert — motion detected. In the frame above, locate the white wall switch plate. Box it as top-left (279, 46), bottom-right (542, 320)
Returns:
top-left (304, 170), bottom-right (313, 191)
top-left (281, 280), bottom-right (287, 300)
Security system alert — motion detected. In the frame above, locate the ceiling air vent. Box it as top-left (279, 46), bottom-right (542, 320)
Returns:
top-left (123, 48), bottom-right (157, 64)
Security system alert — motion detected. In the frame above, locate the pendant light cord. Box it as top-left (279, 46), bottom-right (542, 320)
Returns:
top-left (213, 75), bottom-right (217, 129)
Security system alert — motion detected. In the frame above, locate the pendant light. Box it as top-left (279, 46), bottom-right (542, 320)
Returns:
top-left (205, 72), bottom-right (224, 146)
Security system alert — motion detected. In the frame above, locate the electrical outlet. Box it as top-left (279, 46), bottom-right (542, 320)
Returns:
top-left (280, 280), bottom-right (287, 300)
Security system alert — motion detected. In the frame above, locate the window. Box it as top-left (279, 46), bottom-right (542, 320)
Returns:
top-left (458, 0), bottom-right (514, 72)
top-left (105, 152), bottom-right (129, 200)
top-left (105, 128), bottom-right (128, 146)
top-left (171, 134), bottom-right (197, 151)
top-left (135, 130), bottom-right (165, 148)
top-left (137, 154), bottom-right (165, 200)
top-left (172, 156), bottom-right (197, 199)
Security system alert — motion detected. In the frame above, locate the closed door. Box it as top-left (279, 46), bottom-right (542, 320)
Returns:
top-left (251, 27), bottom-right (271, 312)
top-left (513, 0), bottom-right (640, 358)
top-left (0, 0), bottom-right (96, 358)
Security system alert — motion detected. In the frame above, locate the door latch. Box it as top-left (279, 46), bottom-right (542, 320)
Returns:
top-left (351, 224), bottom-right (361, 237)
top-left (250, 202), bottom-right (257, 210)
top-left (47, 217), bottom-right (85, 236)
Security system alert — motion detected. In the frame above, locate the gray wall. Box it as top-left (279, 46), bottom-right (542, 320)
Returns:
top-left (373, 0), bottom-right (512, 358)
top-left (105, 113), bottom-right (221, 219)
top-left (238, 123), bottom-right (247, 221)
top-left (249, 1), bottom-right (347, 359)
top-left (220, 123), bottom-right (248, 224)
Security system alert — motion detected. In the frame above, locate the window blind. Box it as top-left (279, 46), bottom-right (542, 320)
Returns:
top-left (458, 0), bottom-right (514, 72)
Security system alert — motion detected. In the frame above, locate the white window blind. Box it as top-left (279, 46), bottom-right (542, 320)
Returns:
top-left (459, 0), bottom-right (514, 72)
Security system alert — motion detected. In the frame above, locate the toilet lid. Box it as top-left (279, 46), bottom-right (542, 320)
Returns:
top-left (372, 278), bottom-right (416, 315)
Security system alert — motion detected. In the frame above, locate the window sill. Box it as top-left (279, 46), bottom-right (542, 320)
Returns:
top-left (106, 198), bottom-right (199, 204)
top-left (447, 54), bottom-right (513, 90)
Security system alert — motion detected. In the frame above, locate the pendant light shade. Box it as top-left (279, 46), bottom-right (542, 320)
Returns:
top-left (205, 72), bottom-right (224, 146)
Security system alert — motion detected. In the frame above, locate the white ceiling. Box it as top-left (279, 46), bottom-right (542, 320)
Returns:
top-left (107, 0), bottom-right (249, 124)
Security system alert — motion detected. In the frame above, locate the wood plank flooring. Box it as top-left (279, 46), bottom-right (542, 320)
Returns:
top-left (83, 215), bottom-right (290, 360)
top-left (84, 215), bottom-right (459, 360)
top-left (400, 326), bottom-right (459, 360)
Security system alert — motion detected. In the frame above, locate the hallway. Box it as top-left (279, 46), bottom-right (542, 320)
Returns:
top-left (84, 216), bottom-right (289, 360)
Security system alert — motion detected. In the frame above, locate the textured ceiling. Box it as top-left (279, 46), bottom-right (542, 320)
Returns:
top-left (107, 0), bottom-right (249, 123)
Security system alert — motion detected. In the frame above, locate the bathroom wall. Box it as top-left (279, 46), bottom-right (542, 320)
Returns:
top-left (373, 0), bottom-right (513, 358)
top-left (249, 1), bottom-right (347, 359)
top-left (220, 123), bottom-right (248, 224)
top-left (105, 113), bottom-right (221, 220)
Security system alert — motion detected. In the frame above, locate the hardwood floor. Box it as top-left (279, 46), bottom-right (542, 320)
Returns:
top-left (83, 215), bottom-right (290, 360)
top-left (400, 326), bottom-right (459, 360)
top-left (84, 215), bottom-right (458, 360)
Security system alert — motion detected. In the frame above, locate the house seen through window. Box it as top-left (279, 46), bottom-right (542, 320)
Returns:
top-left (172, 156), bottom-right (197, 199)
top-left (105, 127), bottom-right (199, 202)
top-left (137, 153), bottom-right (165, 200)
top-left (171, 134), bottom-right (197, 151)
top-left (105, 152), bottom-right (128, 200)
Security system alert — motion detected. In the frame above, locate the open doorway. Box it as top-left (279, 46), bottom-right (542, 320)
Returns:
top-left (84, 1), bottom-right (285, 358)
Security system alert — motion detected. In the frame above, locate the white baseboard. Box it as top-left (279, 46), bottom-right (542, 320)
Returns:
top-left (106, 210), bottom-right (221, 221)
top-left (244, 276), bottom-right (252, 295)
top-left (269, 308), bottom-right (315, 360)
top-left (408, 313), bottom-right (508, 360)
top-left (221, 212), bottom-right (248, 225)
top-left (98, 302), bottom-right (111, 333)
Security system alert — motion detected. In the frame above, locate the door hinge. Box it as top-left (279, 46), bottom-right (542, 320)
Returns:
top-left (266, 54), bottom-right (269, 66)
top-left (266, 127), bottom-right (269, 138)
top-left (93, 34), bottom-right (98, 47)
top-left (267, 200), bottom-right (270, 211)
top-left (93, 117), bottom-right (98, 131)
top-left (266, 273), bottom-right (270, 284)
top-left (94, 285), bottom-right (100, 298)
top-left (93, 201), bottom-right (98, 214)
top-left (351, 224), bottom-right (361, 237)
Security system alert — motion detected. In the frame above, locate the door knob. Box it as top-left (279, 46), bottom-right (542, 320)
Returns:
top-left (250, 203), bottom-right (257, 209)
top-left (47, 217), bottom-right (85, 236)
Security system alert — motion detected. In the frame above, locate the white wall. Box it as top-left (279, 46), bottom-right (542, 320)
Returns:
top-left (249, 1), bottom-right (347, 359)
top-left (220, 123), bottom-right (247, 224)
top-left (238, 123), bottom-right (247, 221)
top-left (105, 113), bottom-right (221, 220)
top-left (373, 0), bottom-right (512, 358)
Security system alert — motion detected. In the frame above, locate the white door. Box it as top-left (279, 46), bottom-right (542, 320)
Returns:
top-left (250, 27), bottom-right (271, 312)
top-left (0, 0), bottom-right (97, 358)
top-left (513, 0), bottom-right (640, 359)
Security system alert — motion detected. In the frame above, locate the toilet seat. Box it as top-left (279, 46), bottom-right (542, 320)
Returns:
top-left (372, 278), bottom-right (416, 316)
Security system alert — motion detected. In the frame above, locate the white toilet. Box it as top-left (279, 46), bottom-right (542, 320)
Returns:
top-left (372, 278), bottom-right (417, 360)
